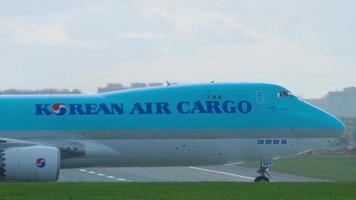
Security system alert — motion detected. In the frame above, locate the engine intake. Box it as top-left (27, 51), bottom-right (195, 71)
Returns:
top-left (0, 146), bottom-right (60, 181)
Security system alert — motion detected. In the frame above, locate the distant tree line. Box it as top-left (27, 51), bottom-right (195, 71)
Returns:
top-left (0, 88), bottom-right (82, 95)
top-left (0, 82), bottom-right (172, 95)
top-left (97, 82), bottom-right (165, 93)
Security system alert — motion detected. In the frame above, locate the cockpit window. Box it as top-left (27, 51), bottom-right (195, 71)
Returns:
top-left (277, 91), bottom-right (295, 98)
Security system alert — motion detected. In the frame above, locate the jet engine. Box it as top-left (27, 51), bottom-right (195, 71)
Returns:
top-left (0, 146), bottom-right (60, 181)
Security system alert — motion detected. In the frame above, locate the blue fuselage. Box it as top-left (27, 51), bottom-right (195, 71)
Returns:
top-left (0, 83), bottom-right (344, 167)
top-left (0, 83), bottom-right (344, 131)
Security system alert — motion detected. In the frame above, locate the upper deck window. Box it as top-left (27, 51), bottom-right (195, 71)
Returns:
top-left (277, 91), bottom-right (295, 98)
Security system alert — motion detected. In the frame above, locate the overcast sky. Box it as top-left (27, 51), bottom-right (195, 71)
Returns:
top-left (0, 0), bottom-right (355, 98)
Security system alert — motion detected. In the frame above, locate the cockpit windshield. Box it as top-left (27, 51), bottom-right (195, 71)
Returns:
top-left (277, 91), bottom-right (295, 98)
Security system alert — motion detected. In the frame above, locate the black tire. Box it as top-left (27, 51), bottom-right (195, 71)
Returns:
top-left (254, 176), bottom-right (270, 182)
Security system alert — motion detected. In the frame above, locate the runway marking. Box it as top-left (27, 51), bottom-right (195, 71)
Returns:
top-left (78, 169), bottom-right (132, 182)
top-left (188, 166), bottom-right (255, 180)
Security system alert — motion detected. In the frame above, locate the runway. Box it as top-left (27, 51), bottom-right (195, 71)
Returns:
top-left (59, 165), bottom-right (325, 182)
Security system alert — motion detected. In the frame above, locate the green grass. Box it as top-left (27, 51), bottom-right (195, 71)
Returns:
top-left (0, 182), bottom-right (355, 200)
top-left (241, 155), bottom-right (356, 181)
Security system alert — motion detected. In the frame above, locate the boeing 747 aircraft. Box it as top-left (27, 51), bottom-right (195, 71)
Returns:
top-left (0, 83), bottom-right (344, 182)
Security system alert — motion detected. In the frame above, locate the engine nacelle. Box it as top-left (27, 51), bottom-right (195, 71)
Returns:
top-left (0, 146), bottom-right (60, 181)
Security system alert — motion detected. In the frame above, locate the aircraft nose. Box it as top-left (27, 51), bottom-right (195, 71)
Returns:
top-left (326, 113), bottom-right (345, 130)
top-left (302, 102), bottom-right (345, 137)
top-left (320, 110), bottom-right (345, 137)
top-left (330, 115), bottom-right (345, 129)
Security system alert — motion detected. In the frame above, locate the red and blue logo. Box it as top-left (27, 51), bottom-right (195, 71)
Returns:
top-left (51, 103), bottom-right (68, 116)
top-left (36, 158), bottom-right (46, 168)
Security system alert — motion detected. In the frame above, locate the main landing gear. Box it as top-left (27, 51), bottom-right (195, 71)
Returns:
top-left (254, 160), bottom-right (273, 182)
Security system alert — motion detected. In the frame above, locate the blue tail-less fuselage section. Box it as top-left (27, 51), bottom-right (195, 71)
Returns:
top-left (0, 83), bottom-right (344, 171)
top-left (0, 83), bottom-right (343, 131)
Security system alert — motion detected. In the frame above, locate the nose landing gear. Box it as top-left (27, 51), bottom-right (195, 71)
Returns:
top-left (254, 160), bottom-right (273, 182)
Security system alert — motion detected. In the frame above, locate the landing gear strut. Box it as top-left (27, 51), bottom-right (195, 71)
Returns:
top-left (254, 160), bottom-right (272, 182)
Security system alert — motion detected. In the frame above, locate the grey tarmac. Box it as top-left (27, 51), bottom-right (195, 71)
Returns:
top-left (58, 165), bottom-right (325, 182)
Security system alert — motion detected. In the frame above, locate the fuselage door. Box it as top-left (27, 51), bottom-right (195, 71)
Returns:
top-left (256, 90), bottom-right (264, 105)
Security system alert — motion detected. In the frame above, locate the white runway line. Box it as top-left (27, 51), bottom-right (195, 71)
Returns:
top-left (79, 169), bottom-right (132, 182)
top-left (188, 166), bottom-right (255, 180)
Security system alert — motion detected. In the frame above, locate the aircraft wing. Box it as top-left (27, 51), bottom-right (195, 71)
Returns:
top-left (0, 137), bottom-right (85, 159)
top-left (0, 137), bottom-right (39, 149)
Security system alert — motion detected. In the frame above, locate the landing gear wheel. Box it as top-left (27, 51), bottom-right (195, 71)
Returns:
top-left (254, 176), bottom-right (270, 182)
top-left (254, 160), bottom-right (272, 182)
